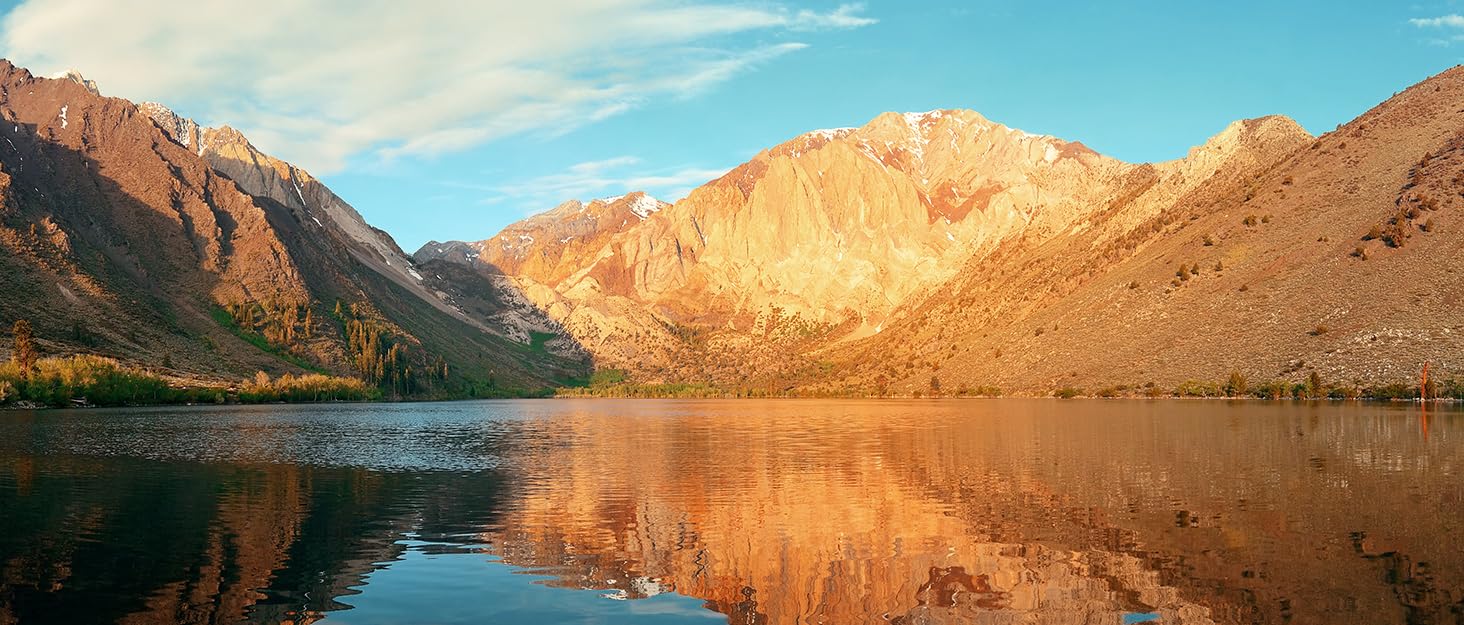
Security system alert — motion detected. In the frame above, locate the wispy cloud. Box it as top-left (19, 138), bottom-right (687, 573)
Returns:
top-left (790, 3), bottom-right (879, 30)
top-left (1410, 13), bottom-right (1464, 45)
top-left (0, 1), bottom-right (875, 174)
top-left (477, 156), bottom-right (729, 210)
top-left (1410, 14), bottom-right (1464, 28)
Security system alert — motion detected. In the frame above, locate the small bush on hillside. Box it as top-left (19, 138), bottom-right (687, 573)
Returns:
top-left (1311, 324), bottom-right (1330, 336)
top-left (1381, 220), bottom-right (1408, 248)
top-left (1225, 371), bottom-right (1248, 397)
top-left (1243, 215), bottom-right (1259, 227)
top-left (1351, 246), bottom-right (1368, 260)
top-left (1053, 387), bottom-right (1083, 399)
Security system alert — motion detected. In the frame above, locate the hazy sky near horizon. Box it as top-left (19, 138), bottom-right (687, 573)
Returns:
top-left (0, 1), bottom-right (1461, 250)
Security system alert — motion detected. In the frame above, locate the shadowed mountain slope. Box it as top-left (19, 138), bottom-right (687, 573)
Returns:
top-left (0, 60), bottom-right (586, 394)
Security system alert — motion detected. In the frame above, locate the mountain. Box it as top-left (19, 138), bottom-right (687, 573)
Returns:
top-left (831, 67), bottom-right (1464, 395)
top-left (417, 110), bottom-right (1306, 388)
top-left (422, 66), bottom-right (1464, 394)
top-left (0, 60), bottom-right (586, 395)
top-left (6, 55), bottom-right (1459, 397)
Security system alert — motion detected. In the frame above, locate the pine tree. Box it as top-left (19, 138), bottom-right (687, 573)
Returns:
top-left (283, 306), bottom-right (299, 344)
top-left (11, 320), bottom-right (37, 378)
top-left (1226, 370), bottom-right (1247, 397)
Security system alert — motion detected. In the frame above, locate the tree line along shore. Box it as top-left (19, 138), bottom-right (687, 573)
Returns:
top-left (2, 321), bottom-right (1449, 407)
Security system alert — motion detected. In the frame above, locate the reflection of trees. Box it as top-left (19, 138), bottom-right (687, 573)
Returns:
top-left (0, 458), bottom-right (513, 625)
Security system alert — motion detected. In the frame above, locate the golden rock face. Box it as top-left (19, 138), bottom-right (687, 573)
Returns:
top-left (428, 68), bottom-right (1464, 393)
top-left (424, 105), bottom-right (1316, 383)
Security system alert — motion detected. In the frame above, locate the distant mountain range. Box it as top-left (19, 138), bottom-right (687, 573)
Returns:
top-left (4, 57), bottom-right (1463, 396)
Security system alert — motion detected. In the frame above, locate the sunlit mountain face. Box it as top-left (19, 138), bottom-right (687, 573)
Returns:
top-left (0, 401), bottom-right (1457, 624)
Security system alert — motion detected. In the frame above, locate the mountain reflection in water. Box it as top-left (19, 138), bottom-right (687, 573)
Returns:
top-left (0, 400), bottom-right (1458, 624)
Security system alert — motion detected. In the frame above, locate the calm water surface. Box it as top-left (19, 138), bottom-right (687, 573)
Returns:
top-left (0, 399), bottom-right (1459, 624)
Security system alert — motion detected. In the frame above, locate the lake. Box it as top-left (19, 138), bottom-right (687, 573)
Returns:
top-left (0, 399), bottom-right (1458, 624)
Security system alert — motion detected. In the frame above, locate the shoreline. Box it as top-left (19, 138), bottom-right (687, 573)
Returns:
top-left (5, 394), bottom-right (1458, 410)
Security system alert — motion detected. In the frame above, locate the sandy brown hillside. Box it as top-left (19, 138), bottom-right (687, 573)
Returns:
top-left (0, 60), bottom-right (585, 393)
top-left (832, 66), bottom-right (1464, 395)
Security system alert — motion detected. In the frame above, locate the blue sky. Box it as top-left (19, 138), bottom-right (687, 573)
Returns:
top-left (1, 1), bottom-right (1462, 251)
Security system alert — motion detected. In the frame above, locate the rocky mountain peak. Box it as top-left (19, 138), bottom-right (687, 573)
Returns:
top-left (1191, 115), bottom-right (1310, 159)
top-left (51, 68), bottom-right (99, 95)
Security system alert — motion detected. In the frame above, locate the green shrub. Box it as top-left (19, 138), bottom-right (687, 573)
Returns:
top-left (1225, 371), bottom-right (1248, 397)
top-left (1365, 383), bottom-right (1414, 401)
top-left (237, 371), bottom-right (379, 403)
top-left (1251, 380), bottom-right (1294, 400)
top-left (1175, 380), bottom-right (1223, 397)
top-left (0, 355), bottom-right (178, 407)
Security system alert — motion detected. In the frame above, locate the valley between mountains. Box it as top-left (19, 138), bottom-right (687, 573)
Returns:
top-left (5, 58), bottom-right (1464, 398)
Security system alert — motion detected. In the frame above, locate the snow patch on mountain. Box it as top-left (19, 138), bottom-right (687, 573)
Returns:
top-left (804, 128), bottom-right (856, 142)
top-left (628, 194), bottom-right (662, 219)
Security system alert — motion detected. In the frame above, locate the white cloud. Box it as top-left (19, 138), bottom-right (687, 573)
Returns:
top-left (482, 156), bottom-right (729, 209)
top-left (0, 1), bottom-right (874, 174)
top-left (1410, 14), bottom-right (1464, 28)
top-left (791, 3), bottom-right (879, 30)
